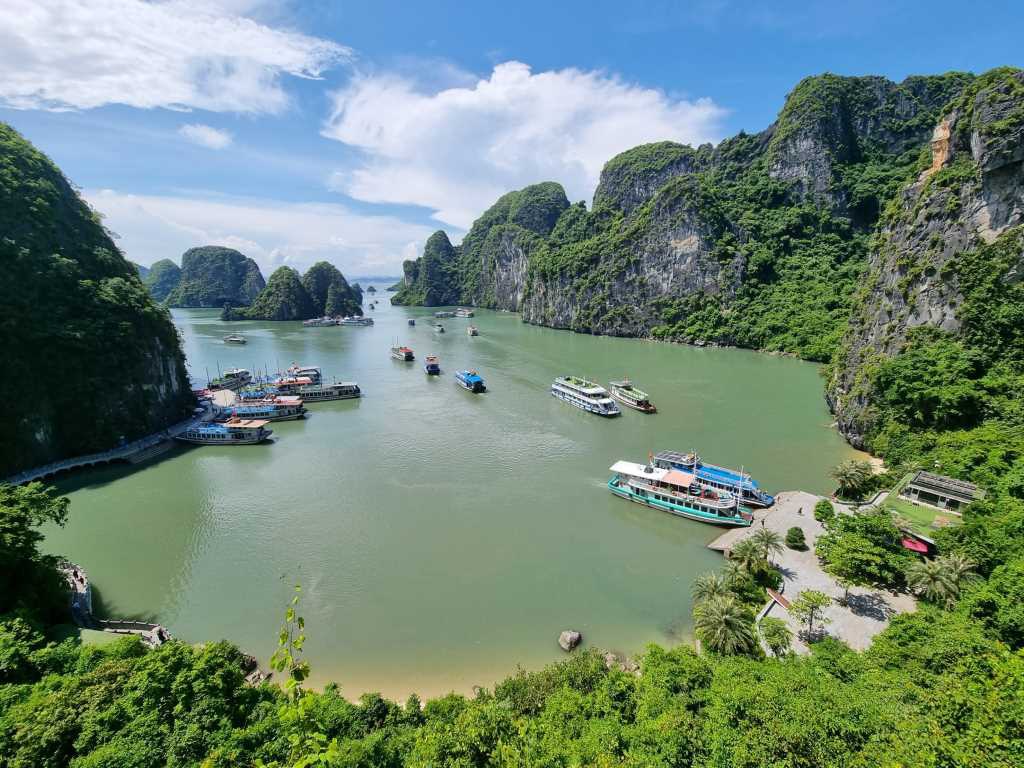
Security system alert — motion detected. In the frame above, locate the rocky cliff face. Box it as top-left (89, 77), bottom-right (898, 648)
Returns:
top-left (828, 68), bottom-right (1024, 447)
top-left (165, 246), bottom-right (265, 307)
top-left (0, 122), bottom-right (193, 476)
top-left (301, 261), bottom-right (362, 317)
top-left (392, 71), bottom-right (988, 365)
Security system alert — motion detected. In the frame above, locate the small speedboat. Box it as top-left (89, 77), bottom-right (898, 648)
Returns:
top-left (467, 325), bottom-right (479, 336)
top-left (455, 369), bottom-right (486, 393)
top-left (424, 355), bottom-right (441, 375)
top-left (408, 319), bottom-right (416, 326)
top-left (433, 323), bottom-right (445, 333)
top-left (223, 334), bottom-right (247, 344)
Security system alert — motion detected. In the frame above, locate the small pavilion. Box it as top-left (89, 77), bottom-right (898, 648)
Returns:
top-left (899, 471), bottom-right (982, 513)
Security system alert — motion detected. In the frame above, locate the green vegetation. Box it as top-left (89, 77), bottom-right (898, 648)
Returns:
top-left (829, 458), bottom-right (874, 499)
top-left (758, 617), bottom-right (792, 656)
top-left (142, 258), bottom-right (181, 302)
top-left (235, 267), bottom-right (318, 321)
top-left (785, 526), bottom-right (807, 550)
top-left (0, 122), bottom-right (193, 476)
top-left (164, 246), bottom-right (265, 307)
top-left (906, 554), bottom-right (979, 610)
top-left (788, 590), bottom-right (832, 638)
top-left (816, 507), bottom-right (914, 589)
top-left (813, 498), bottom-right (836, 522)
top-left (302, 261), bottom-right (362, 317)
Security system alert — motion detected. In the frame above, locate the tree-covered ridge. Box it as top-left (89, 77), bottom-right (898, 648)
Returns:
top-left (828, 67), bottom-right (1024, 482)
top-left (302, 261), bottom-right (362, 317)
top-left (236, 266), bottom-right (318, 321)
top-left (390, 70), bottom-right (979, 361)
top-left (142, 258), bottom-right (181, 302)
top-left (0, 122), bottom-right (193, 476)
top-left (164, 246), bottom-right (265, 308)
top-left (391, 183), bottom-right (570, 308)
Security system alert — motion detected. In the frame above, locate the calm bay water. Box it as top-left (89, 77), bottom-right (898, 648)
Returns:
top-left (43, 291), bottom-right (860, 698)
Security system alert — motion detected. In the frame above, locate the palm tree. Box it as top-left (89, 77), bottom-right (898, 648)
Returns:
top-left (906, 558), bottom-right (957, 609)
top-left (906, 554), bottom-right (979, 609)
top-left (694, 596), bottom-right (755, 655)
top-left (751, 528), bottom-right (785, 563)
top-left (729, 538), bottom-right (763, 571)
top-left (941, 553), bottom-right (979, 589)
top-left (830, 460), bottom-right (873, 499)
top-left (692, 571), bottom-right (730, 604)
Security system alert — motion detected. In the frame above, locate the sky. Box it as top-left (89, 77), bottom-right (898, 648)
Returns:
top-left (0, 0), bottom-right (1020, 278)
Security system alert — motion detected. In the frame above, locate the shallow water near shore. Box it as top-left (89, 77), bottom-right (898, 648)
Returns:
top-left (43, 292), bottom-right (861, 698)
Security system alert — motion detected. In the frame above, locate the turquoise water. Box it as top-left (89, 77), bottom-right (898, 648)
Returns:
top-left (43, 292), bottom-right (860, 698)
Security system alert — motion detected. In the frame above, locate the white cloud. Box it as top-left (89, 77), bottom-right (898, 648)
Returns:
top-left (322, 61), bottom-right (726, 228)
top-left (85, 189), bottom-right (433, 277)
top-left (0, 0), bottom-right (349, 113)
top-left (178, 123), bottom-right (233, 149)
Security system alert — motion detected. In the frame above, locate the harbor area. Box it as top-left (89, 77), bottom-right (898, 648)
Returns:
top-left (709, 491), bottom-right (917, 653)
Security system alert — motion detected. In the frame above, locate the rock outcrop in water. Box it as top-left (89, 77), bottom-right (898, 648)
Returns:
top-left (236, 266), bottom-right (318, 321)
top-left (828, 68), bottom-right (1024, 448)
top-left (301, 261), bottom-right (362, 317)
top-left (165, 246), bottom-right (265, 308)
top-left (0, 122), bottom-right (193, 476)
top-left (143, 258), bottom-right (182, 302)
top-left (390, 71), bottom-right (975, 362)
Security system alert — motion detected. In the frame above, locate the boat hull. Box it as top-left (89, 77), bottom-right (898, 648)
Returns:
top-left (608, 480), bottom-right (751, 527)
top-left (609, 389), bottom-right (656, 413)
top-left (176, 430), bottom-right (272, 445)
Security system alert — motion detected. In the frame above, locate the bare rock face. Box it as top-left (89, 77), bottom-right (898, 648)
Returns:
top-left (828, 69), bottom-right (1024, 446)
top-left (558, 630), bottom-right (582, 652)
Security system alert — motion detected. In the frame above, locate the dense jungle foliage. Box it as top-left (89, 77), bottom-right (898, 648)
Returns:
top-left (164, 246), bottom-right (265, 308)
top-left (0, 122), bottom-right (193, 477)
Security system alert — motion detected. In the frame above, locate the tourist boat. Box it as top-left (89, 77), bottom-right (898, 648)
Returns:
top-left (608, 460), bottom-right (752, 526)
top-left (279, 365), bottom-right (321, 385)
top-left (303, 317), bottom-right (340, 327)
top-left (455, 370), bottom-right (486, 393)
top-left (608, 378), bottom-right (656, 413)
top-left (176, 418), bottom-right (273, 445)
top-left (340, 316), bottom-right (373, 326)
top-left (433, 323), bottom-right (445, 333)
top-left (467, 325), bottom-right (479, 336)
top-left (434, 310), bottom-right (454, 318)
top-left (209, 368), bottom-right (252, 391)
top-left (408, 319), bottom-right (416, 326)
top-left (550, 376), bottom-right (620, 417)
top-left (391, 345), bottom-right (415, 361)
top-left (424, 355), bottom-right (441, 375)
top-left (653, 451), bottom-right (774, 507)
top-left (454, 308), bottom-right (475, 318)
top-left (276, 381), bottom-right (360, 402)
top-left (216, 398), bottom-right (306, 422)
top-left (223, 334), bottom-right (247, 345)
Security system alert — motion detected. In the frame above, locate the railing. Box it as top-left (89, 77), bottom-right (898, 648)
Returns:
top-left (623, 478), bottom-right (737, 510)
top-left (3, 404), bottom-right (212, 486)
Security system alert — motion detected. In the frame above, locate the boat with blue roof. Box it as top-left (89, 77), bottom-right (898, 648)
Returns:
top-left (215, 398), bottom-right (306, 422)
top-left (455, 370), bottom-right (486, 393)
top-left (653, 450), bottom-right (774, 507)
top-left (608, 460), bottom-right (752, 526)
top-left (176, 418), bottom-right (273, 445)
top-left (424, 355), bottom-right (441, 375)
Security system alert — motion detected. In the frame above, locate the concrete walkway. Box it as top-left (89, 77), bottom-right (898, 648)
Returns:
top-left (709, 491), bottom-right (916, 653)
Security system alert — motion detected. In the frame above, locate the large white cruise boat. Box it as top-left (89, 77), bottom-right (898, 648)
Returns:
top-left (550, 376), bottom-right (621, 416)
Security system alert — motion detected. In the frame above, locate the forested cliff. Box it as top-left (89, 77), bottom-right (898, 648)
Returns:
top-left (0, 123), bottom-right (194, 476)
top-left (164, 246), bottom-right (265, 308)
top-left (393, 71), bottom-right (974, 361)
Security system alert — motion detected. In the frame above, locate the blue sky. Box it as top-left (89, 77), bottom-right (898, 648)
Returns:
top-left (1, 0), bottom-right (1020, 277)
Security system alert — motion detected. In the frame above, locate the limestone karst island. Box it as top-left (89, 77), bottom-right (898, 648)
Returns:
top-left (1, 2), bottom-right (1022, 765)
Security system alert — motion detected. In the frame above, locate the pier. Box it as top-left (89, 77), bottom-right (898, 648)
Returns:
top-left (3, 404), bottom-right (213, 486)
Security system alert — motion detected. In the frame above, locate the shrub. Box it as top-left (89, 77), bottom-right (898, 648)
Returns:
top-left (814, 499), bottom-right (836, 523)
top-left (786, 527), bottom-right (807, 550)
